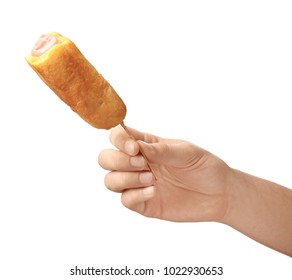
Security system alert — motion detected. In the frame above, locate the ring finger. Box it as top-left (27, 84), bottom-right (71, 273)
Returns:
top-left (104, 171), bottom-right (154, 193)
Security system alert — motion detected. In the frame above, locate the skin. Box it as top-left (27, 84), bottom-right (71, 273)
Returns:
top-left (98, 126), bottom-right (292, 257)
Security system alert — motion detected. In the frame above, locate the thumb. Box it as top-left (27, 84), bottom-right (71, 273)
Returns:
top-left (138, 140), bottom-right (195, 166)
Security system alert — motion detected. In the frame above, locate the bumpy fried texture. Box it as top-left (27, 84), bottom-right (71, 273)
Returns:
top-left (26, 32), bottom-right (126, 129)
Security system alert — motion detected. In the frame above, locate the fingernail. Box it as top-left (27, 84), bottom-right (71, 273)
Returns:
top-left (139, 172), bottom-right (153, 184)
top-left (143, 186), bottom-right (155, 197)
top-left (130, 156), bottom-right (145, 168)
top-left (125, 140), bottom-right (135, 155)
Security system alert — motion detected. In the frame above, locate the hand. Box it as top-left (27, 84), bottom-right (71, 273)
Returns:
top-left (98, 126), bottom-right (232, 222)
top-left (99, 126), bottom-right (292, 255)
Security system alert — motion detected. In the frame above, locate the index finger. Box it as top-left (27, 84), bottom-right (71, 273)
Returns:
top-left (109, 125), bottom-right (140, 156)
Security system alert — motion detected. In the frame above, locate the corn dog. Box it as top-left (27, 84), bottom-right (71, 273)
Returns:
top-left (25, 32), bottom-right (126, 129)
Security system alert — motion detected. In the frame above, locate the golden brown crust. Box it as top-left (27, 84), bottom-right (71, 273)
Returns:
top-left (25, 32), bottom-right (126, 129)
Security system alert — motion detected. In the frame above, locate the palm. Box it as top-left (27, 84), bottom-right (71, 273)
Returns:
top-left (139, 141), bottom-right (229, 222)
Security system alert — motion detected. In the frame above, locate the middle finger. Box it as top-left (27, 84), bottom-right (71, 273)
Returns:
top-left (98, 149), bottom-right (148, 171)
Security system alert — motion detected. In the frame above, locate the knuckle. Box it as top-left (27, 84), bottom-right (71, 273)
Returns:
top-left (119, 172), bottom-right (128, 189)
top-left (114, 153), bottom-right (128, 170)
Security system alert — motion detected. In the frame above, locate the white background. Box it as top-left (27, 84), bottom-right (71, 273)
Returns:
top-left (0, 0), bottom-right (291, 279)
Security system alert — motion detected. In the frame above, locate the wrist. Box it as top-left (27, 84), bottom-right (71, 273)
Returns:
top-left (219, 168), bottom-right (253, 226)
